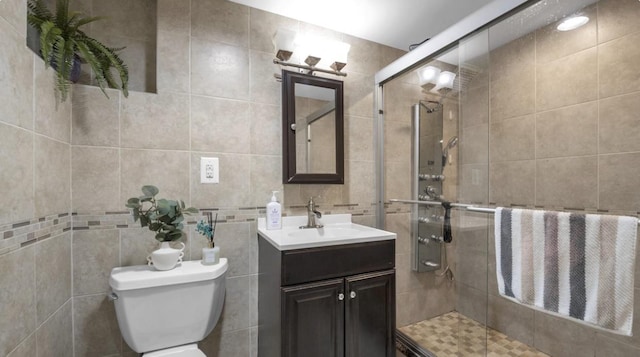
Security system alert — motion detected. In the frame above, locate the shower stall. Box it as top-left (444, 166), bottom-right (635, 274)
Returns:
top-left (376, 0), bottom-right (640, 356)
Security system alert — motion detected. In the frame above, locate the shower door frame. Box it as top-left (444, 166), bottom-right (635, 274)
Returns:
top-left (374, 0), bottom-right (532, 229)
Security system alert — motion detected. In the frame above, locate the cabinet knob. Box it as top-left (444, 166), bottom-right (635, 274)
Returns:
top-left (338, 293), bottom-right (345, 301)
top-left (350, 291), bottom-right (356, 299)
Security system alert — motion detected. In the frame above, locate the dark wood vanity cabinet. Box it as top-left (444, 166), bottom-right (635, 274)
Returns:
top-left (258, 238), bottom-right (396, 357)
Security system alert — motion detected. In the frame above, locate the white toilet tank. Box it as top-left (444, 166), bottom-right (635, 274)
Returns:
top-left (109, 259), bottom-right (228, 353)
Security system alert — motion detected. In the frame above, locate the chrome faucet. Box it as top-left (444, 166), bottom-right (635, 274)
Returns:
top-left (300, 197), bottom-right (323, 229)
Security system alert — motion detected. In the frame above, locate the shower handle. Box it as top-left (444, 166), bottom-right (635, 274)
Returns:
top-left (422, 261), bottom-right (440, 268)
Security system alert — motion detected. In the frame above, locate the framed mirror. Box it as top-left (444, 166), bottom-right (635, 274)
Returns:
top-left (282, 70), bottom-right (344, 184)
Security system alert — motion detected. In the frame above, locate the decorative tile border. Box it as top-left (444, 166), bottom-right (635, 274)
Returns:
top-left (0, 203), bottom-right (377, 256)
top-left (0, 213), bottom-right (72, 256)
top-left (69, 203), bottom-right (378, 231)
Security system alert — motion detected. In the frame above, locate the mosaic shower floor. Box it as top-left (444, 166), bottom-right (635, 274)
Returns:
top-left (398, 312), bottom-right (549, 357)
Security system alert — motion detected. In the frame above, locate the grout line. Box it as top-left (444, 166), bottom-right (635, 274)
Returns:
top-left (533, 29), bottom-right (537, 208)
top-left (595, 3), bottom-right (601, 211)
top-left (32, 54), bottom-right (38, 227)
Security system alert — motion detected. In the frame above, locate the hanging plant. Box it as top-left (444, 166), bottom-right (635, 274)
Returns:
top-left (27, 0), bottom-right (129, 102)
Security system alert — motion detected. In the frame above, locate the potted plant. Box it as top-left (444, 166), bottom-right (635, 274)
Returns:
top-left (126, 185), bottom-right (198, 270)
top-left (27, 0), bottom-right (129, 102)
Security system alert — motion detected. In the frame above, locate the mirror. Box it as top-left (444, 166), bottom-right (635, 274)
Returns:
top-left (282, 70), bottom-right (344, 184)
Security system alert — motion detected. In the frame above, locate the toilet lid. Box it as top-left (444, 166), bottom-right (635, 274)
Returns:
top-left (142, 343), bottom-right (206, 357)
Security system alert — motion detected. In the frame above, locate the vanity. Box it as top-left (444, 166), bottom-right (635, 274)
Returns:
top-left (257, 214), bottom-right (397, 357)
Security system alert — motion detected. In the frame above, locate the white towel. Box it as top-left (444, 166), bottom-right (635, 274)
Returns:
top-left (495, 207), bottom-right (638, 335)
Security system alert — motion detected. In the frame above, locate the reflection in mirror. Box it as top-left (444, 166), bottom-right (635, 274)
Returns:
top-left (294, 83), bottom-right (336, 174)
top-left (282, 71), bottom-right (344, 184)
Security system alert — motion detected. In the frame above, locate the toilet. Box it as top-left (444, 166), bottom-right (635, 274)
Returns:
top-left (109, 259), bottom-right (228, 356)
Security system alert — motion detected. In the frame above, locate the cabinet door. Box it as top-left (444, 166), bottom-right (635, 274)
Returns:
top-left (282, 279), bottom-right (345, 357)
top-left (345, 270), bottom-right (395, 357)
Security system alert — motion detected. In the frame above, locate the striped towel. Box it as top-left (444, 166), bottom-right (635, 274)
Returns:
top-left (495, 207), bottom-right (638, 335)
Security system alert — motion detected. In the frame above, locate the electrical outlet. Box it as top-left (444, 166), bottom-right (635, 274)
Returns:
top-left (200, 157), bottom-right (219, 184)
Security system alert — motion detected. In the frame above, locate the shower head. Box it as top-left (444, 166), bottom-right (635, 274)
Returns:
top-left (442, 136), bottom-right (458, 167)
top-left (419, 100), bottom-right (441, 113)
top-left (443, 136), bottom-right (458, 158)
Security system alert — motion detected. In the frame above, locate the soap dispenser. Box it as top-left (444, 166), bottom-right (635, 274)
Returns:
top-left (266, 191), bottom-right (282, 230)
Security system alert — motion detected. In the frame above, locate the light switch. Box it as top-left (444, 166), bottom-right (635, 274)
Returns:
top-left (200, 157), bottom-right (219, 184)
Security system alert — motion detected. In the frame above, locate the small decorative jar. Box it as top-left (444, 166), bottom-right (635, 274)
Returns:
top-left (202, 241), bottom-right (220, 265)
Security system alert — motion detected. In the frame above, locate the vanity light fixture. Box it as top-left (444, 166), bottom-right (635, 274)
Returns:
top-left (273, 28), bottom-right (296, 61)
top-left (557, 15), bottom-right (589, 31)
top-left (272, 28), bottom-right (350, 77)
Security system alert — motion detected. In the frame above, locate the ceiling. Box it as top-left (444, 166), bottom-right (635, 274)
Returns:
top-left (229, 0), bottom-right (495, 51)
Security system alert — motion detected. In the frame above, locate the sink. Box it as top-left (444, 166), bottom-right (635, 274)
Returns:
top-left (288, 225), bottom-right (368, 239)
top-left (257, 214), bottom-right (396, 251)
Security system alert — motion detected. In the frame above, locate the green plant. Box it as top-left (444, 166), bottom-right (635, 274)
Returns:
top-left (27, 0), bottom-right (129, 102)
top-left (126, 185), bottom-right (198, 242)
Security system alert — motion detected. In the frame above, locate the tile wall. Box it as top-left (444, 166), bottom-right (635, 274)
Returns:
top-left (457, 0), bottom-right (640, 356)
top-left (0, 0), bottom-right (407, 356)
top-left (0, 0), bottom-right (74, 355)
top-left (75, 0), bottom-right (158, 93)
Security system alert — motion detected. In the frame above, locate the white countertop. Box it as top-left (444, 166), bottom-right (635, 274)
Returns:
top-left (257, 214), bottom-right (396, 251)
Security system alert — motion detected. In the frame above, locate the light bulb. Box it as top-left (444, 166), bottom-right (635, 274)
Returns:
top-left (557, 16), bottom-right (589, 31)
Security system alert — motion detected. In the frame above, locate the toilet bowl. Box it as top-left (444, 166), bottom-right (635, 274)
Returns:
top-left (109, 259), bottom-right (228, 356)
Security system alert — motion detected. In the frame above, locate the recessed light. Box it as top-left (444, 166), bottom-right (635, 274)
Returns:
top-left (557, 16), bottom-right (589, 31)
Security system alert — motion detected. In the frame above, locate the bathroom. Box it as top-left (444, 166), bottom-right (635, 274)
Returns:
top-left (1, 0), bottom-right (640, 356)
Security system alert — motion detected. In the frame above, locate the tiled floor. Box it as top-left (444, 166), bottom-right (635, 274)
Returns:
top-left (398, 312), bottom-right (549, 357)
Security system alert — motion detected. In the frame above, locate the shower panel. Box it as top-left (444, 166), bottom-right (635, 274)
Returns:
top-left (411, 101), bottom-right (446, 272)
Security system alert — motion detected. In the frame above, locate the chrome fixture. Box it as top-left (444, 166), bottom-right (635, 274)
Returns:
top-left (424, 185), bottom-right (439, 200)
top-left (419, 100), bottom-right (441, 113)
top-left (417, 235), bottom-right (443, 244)
top-left (300, 197), bottom-right (323, 229)
top-left (419, 174), bottom-right (445, 181)
top-left (272, 28), bottom-right (350, 77)
top-left (422, 261), bottom-right (440, 268)
top-left (441, 136), bottom-right (458, 168)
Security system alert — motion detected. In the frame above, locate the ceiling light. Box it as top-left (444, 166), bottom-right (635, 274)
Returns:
top-left (418, 66), bottom-right (441, 86)
top-left (437, 71), bottom-right (456, 88)
top-left (557, 16), bottom-right (589, 31)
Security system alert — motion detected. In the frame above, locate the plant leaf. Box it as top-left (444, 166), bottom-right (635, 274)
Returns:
top-left (149, 222), bottom-right (162, 231)
top-left (183, 207), bottom-right (199, 214)
top-left (141, 185), bottom-right (159, 197)
top-left (157, 199), bottom-right (170, 215)
top-left (167, 231), bottom-right (183, 241)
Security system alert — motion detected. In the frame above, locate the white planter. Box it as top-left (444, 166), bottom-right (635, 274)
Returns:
top-left (147, 241), bottom-right (185, 271)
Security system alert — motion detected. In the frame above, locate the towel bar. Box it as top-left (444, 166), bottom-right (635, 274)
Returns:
top-left (389, 199), bottom-right (640, 225)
